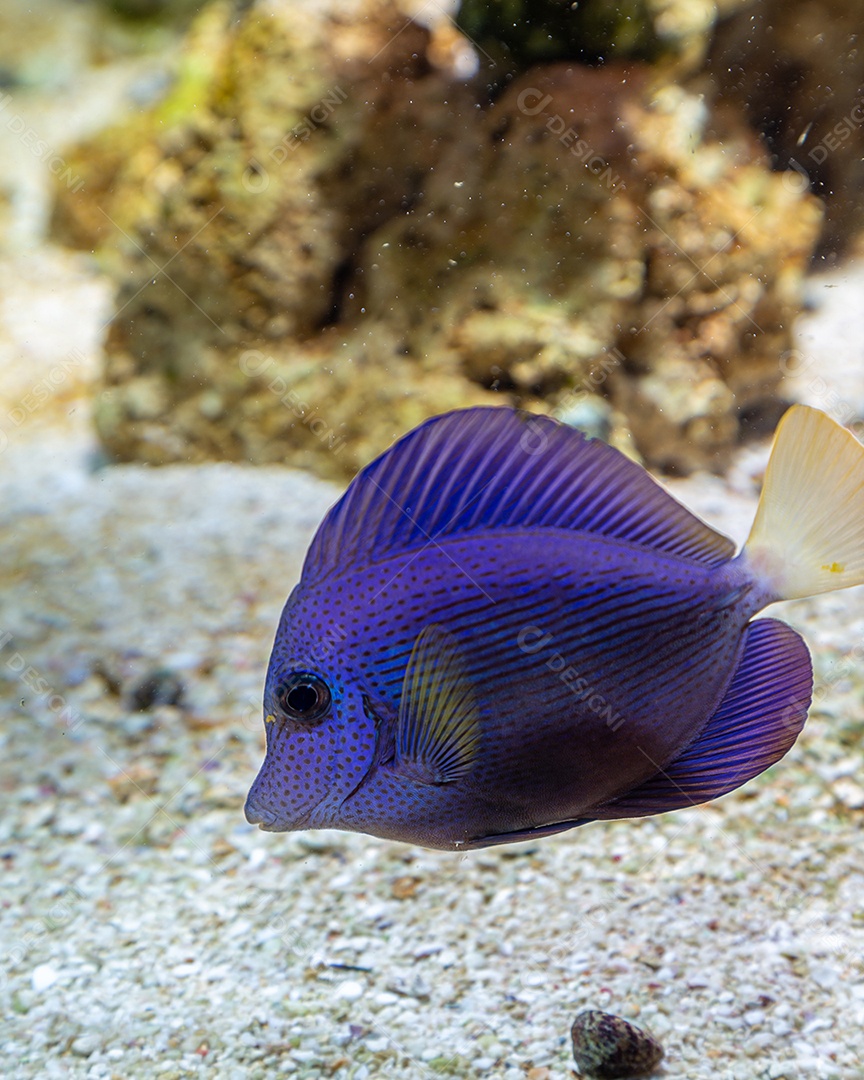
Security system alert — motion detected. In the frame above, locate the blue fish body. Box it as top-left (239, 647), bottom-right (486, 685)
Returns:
top-left (246, 406), bottom-right (864, 849)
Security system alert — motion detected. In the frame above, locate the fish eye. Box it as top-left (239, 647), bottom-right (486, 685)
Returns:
top-left (274, 672), bottom-right (331, 722)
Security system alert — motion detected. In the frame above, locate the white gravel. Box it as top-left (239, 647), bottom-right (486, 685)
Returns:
top-left (1, 6), bottom-right (864, 1078)
top-left (1, 249), bottom-right (864, 1079)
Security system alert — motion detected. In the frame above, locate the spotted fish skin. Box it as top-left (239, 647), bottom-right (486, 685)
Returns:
top-left (259, 540), bottom-right (752, 848)
top-left (246, 405), bottom-right (864, 850)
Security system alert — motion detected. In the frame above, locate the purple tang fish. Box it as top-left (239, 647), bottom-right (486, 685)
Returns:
top-left (246, 405), bottom-right (864, 850)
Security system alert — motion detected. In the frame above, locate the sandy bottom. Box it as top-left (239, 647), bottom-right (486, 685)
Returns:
top-left (1, 5), bottom-right (863, 1072)
top-left (1, 244), bottom-right (863, 1080)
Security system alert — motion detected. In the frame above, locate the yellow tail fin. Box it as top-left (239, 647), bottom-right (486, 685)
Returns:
top-left (745, 405), bottom-right (864, 600)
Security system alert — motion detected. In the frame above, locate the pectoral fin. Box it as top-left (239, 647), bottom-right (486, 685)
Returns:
top-left (396, 624), bottom-right (481, 784)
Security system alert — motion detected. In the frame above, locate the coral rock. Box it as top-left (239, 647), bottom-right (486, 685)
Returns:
top-left (51, 0), bottom-right (820, 480)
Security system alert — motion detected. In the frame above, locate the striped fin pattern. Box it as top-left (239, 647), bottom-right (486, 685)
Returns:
top-left (595, 618), bottom-right (812, 817)
top-left (396, 624), bottom-right (481, 784)
top-left (304, 407), bottom-right (736, 581)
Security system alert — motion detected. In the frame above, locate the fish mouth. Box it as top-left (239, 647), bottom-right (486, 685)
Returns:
top-left (244, 798), bottom-right (283, 831)
top-left (244, 793), bottom-right (317, 832)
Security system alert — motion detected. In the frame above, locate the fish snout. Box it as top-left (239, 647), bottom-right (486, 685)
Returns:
top-left (244, 796), bottom-right (280, 831)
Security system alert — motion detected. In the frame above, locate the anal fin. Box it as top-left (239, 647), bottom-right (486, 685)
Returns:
top-left (595, 618), bottom-right (812, 818)
top-left (459, 816), bottom-right (594, 850)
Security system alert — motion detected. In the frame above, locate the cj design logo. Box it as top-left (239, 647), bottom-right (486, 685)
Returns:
top-left (517, 625), bottom-right (626, 731)
top-left (514, 88), bottom-right (625, 190)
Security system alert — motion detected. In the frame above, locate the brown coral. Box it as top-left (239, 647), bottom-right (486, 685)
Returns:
top-left (52, 0), bottom-right (821, 480)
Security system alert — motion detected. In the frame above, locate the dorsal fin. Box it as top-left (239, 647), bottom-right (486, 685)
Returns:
top-left (303, 407), bottom-right (735, 580)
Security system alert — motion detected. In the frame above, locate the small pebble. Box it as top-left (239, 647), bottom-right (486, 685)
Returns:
top-left (333, 980), bottom-right (364, 1001)
top-left (571, 1009), bottom-right (664, 1079)
top-left (31, 964), bottom-right (59, 992)
top-left (71, 1032), bottom-right (101, 1057)
top-left (128, 669), bottom-right (184, 711)
top-left (832, 778), bottom-right (864, 808)
top-left (385, 973), bottom-right (431, 1000)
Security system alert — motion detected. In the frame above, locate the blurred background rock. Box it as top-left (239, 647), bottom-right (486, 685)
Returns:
top-left (5, 0), bottom-right (864, 479)
top-left (708, 0), bottom-right (864, 257)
